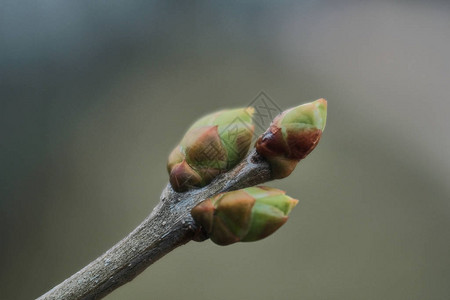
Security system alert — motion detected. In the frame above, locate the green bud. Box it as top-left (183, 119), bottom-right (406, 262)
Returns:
top-left (255, 99), bottom-right (327, 179)
top-left (191, 186), bottom-right (298, 246)
top-left (168, 108), bottom-right (254, 192)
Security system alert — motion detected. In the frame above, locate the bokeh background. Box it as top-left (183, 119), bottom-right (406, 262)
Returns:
top-left (1, 1), bottom-right (450, 299)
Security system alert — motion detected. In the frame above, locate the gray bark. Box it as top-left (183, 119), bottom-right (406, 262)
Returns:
top-left (37, 149), bottom-right (272, 300)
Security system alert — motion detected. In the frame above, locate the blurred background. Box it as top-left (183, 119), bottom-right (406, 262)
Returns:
top-left (1, 1), bottom-right (449, 299)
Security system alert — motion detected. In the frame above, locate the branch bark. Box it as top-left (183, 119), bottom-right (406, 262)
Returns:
top-left (37, 149), bottom-right (272, 300)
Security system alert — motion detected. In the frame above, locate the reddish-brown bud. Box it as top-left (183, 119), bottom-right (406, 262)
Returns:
top-left (168, 108), bottom-right (254, 192)
top-left (191, 186), bottom-right (298, 246)
top-left (255, 99), bottom-right (327, 179)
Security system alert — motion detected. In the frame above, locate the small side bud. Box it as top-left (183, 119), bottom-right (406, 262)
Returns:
top-left (169, 160), bottom-right (203, 193)
top-left (255, 99), bottom-right (327, 179)
top-left (168, 107), bottom-right (254, 192)
top-left (191, 186), bottom-right (298, 246)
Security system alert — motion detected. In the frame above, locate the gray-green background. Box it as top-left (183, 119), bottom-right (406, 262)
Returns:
top-left (1, 1), bottom-right (449, 299)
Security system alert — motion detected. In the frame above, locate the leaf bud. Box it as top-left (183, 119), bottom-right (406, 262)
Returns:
top-left (191, 186), bottom-right (298, 245)
top-left (168, 108), bottom-right (254, 192)
top-left (255, 99), bottom-right (327, 179)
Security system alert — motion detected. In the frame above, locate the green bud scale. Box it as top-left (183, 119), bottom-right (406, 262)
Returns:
top-left (168, 108), bottom-right (255, 192)
top-left (191, 186), bottom-right (298, 246)
top-left (255, 99), bottom-right (327, 179)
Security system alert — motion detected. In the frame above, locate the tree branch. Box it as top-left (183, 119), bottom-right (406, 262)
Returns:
top-left (37, 149), bottom-right (272, 300)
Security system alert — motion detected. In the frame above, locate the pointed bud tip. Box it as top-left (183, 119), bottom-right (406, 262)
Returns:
top-left (290, 198), bottom-right (299, 207)
top-left (285, 98), bottom-right (327, 131)
top-left (287, 197), bottom-right (299, 214)
top-left (316, 98), bottom-right (327, 106)
top-left (314, 98), bottom-right (327, 131)
top-left (245, 106), bottom-right (255, 116)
